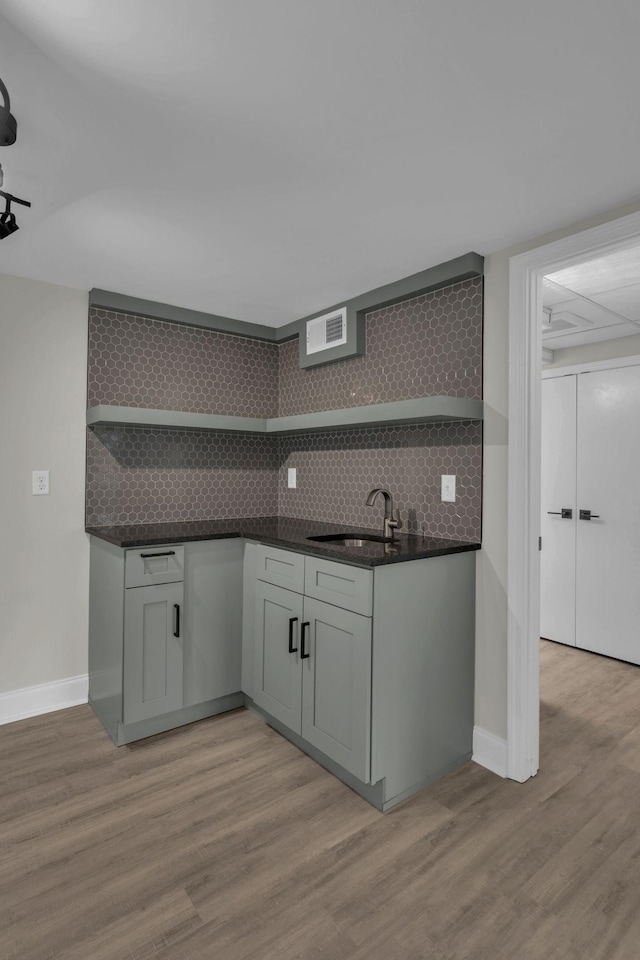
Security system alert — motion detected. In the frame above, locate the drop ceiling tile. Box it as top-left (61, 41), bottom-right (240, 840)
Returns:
top-left (542, 277), bottom-right (576, 308)
top-left (546, 247), bottom-right (640, 298)
top-left (589, 282), bottom-right (640, 322)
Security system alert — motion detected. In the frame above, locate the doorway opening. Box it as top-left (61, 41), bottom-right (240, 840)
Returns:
top-left (507, 210), bottom-right (640, 782)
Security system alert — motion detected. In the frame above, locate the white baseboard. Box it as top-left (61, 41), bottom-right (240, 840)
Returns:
top-left (0, 674), bottom-right (88, 726)
top-left (472, 725), bottom-right (508, 778)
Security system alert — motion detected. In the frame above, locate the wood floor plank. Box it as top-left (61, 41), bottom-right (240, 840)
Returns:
top-left (3, 640), bottom-right (640, 959)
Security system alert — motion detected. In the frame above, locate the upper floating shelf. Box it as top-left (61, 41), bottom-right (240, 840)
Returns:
top-left (86, 397), bottom-right (483, 435)
top-left (87, 405), bottom-right (267, 433)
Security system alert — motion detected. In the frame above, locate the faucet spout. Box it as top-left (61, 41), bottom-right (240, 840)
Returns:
top-left (365, 487), bottom-right (399, 540)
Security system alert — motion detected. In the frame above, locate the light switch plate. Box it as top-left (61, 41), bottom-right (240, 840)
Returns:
top-left (33, 470), bottom-right (50, 495)
top-left (441, 475), bottom-right (456, 503)
top-left (287, 467), bottom-right (297, 489)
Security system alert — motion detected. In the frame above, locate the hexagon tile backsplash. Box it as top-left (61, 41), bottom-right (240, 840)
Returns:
top-left (88, 308), bottom-right (278, 416)
top-left (86, 278), bottom-right (482, 536)
top-left (86, 427), bottom-right (279, 526)
top-left (277, 422), bottom-right (482, 542)
top-left (278, 278), bottom-right (482, 415)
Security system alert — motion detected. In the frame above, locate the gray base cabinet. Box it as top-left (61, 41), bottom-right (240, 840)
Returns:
top-left (89, 536), bottom-right (244, 745)
top-left (244, 542), bottom-right (475, 811)
top-left (89, 531), bottom-right (475, 810)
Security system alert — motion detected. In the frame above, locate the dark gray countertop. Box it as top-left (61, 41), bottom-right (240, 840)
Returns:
top-left (86, 516), bottom-right (480, 568)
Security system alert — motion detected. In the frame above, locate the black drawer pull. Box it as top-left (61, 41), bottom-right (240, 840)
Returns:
top-left (173, 604), bottom-right (181, 638)
top-left (288, 617), bottom-right (298, 654)
top-left (300, 621), bottom-right (310, 660)
top-left (140, 551), bottom-right (176, 558)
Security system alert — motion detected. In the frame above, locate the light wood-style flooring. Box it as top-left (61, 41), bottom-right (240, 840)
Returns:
top-left (3, 640), bottom-right (640, 959)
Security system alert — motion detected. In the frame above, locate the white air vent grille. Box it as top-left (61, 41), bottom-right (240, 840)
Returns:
top-left (306, 307), bottom-right (347, 355)
top-left (548, 317), bottom-right (579, 333)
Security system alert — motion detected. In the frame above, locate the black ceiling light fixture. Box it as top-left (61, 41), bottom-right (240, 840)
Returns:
top-left (0, 76), bottom-right (17, 145)
top-left (0, 74), bottom-right (31, 239)
top-left (0, 189), bottom-right (30, 238)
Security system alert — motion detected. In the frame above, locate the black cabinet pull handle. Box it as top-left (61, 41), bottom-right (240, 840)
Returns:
top-left (173, 604), bottom-right (181, 638)
top-left (140, 551), bottom-right (176, 558)
top-left (300, 622), bottom-right (310, 660)
top-left (547, 508), bottom-right (573, 519)
top-left (288, 617), bottom-right (298, 654)
top-left (579, 510), bottom-right (600, 521)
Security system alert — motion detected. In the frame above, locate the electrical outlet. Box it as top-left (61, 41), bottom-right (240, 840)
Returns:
top-left (32, 470), bottom-right (50, 496)
top-left (441, 475), bottom-right (456, 503)
top-left (287, 467), bottom-right (297, 489)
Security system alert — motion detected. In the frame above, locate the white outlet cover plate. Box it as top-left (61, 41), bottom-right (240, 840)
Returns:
top-left (32, 470), bottom-right (50, 495)
top-left (441, 474), bottom-right (456, 502)
top-left (287, 467), bottom-right (297, 489)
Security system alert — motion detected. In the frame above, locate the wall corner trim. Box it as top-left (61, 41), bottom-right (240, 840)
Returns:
top-left (472, 725), bottom-right (508, 777)
top-left (0, 675), bottom-right (89, 726)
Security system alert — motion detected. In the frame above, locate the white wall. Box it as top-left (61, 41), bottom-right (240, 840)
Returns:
top-left (0, 274), bottom-right (89, 696)
top-left (477, 197), bottom-right (640, 742)
top-left (544, 332), bottom-right (640, 370)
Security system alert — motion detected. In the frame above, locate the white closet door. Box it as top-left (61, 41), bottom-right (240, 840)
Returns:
top-left (540, 375), bottom-right (577, 646)
top-left (576, 365), bottom-right (640, 664)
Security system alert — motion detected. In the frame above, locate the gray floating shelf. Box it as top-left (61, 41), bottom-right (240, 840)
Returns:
top-left (87, 397), bottom-right (483, 435)
top-left (86, 406), bottom-right (267, 433)
top-left (266, 397), bottom-right (483, 433)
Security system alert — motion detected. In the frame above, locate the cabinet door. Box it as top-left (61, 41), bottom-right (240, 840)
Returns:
top-left (301, 597), bottom-right (371, 782)
top-left (253, 581), bottom-right (303, 733)
top-left (124, 582), bottom-right (184, 724)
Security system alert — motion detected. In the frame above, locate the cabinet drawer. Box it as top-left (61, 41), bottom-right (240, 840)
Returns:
top-left (304, 557), bottom-right (372, 616)
top-left (125, 545), bottom-right (184, 588)
top-left (255, 545), bottom-right (304, 593)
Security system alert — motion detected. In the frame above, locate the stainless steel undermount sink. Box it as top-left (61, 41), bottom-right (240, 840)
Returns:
top-left (306, 533), bottom-right (393, 546)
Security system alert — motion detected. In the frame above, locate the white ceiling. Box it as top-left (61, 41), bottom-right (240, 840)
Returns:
top-left (542, 246), bottom-right (640, 350)
top-left (2, 1), bottom-right (640, 326)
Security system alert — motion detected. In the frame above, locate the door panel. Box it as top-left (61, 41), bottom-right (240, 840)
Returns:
top-left (124, 582), bottom-right (184, 724)
top-left (301, 597), bottom-right (371, 782)
top-left (540, 376), bottom-right (577, 646)
top-left (183, 539), bottom-right (243, 707)
top-left (253, 581), bottom-right (303, 733)
top-left (576, 365), bottom-right (640, 664)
